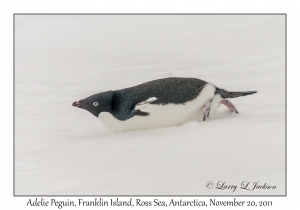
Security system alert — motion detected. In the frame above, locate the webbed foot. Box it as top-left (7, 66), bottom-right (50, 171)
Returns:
top-left (221, 99), bottom-right (239, 113)
top-left (202, 98), bottom-right (213, 121)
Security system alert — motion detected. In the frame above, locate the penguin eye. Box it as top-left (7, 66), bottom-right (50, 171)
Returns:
top-left (93, 102), bottom-right (98, 106)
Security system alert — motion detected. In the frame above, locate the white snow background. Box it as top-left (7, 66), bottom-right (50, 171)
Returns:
top-left (15, 15), bottom-right (285, 195)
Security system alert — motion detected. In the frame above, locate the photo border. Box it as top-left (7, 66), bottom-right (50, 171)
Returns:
top-left (13, 13), bottom-right (287, 197)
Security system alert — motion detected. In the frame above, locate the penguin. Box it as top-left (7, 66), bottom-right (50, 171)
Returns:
top-left (72, 77), bottom-right (257, 132)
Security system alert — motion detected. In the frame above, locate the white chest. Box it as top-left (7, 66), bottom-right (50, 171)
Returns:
top-left (98, 84), bottom-right (222, 132)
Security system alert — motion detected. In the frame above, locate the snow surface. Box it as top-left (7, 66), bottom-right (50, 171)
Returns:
top-left (15, 15), bottom-right (285, 195)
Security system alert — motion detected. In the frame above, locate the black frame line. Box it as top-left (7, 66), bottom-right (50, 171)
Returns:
top-left (13, 13), bottom-right (287, 197)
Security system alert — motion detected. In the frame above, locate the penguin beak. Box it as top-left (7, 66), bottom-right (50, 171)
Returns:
top-left (72, 100), bottom-right (82, 108)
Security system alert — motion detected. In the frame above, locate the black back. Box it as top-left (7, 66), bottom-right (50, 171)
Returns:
top-left (111, 77), bottom-right (207, 120)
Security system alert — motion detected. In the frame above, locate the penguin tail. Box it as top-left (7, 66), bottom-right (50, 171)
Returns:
top-left (215, 87), bottom-right (257, 99)
top-left (226, 91), bottom-right (257, 98)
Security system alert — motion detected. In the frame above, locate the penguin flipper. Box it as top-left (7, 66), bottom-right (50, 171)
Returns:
top-left (112, 97), bottom-right (157, 120)
top-left (134, 97), bottom-right (158, 110)
top-left (135, 110), bottom-right (149, 116)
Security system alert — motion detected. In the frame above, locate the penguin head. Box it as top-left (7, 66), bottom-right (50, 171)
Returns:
top-left (72, 91), bottom-right (114, 117)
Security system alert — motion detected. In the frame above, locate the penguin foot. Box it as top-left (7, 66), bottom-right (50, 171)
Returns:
top-left (202, 98), bottom-right (213, 121)
top-left (221, 99), bottom-right (239, 113)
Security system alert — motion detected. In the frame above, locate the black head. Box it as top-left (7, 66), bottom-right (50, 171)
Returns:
top-left (72, 91), bottom-right (114, 117)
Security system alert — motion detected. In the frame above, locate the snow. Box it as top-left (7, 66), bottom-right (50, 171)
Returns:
top-left (15, 15), bottom-right (285, 195)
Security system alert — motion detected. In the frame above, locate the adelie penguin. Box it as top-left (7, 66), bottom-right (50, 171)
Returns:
top-left (72, 77), bottom-right (257, 132)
